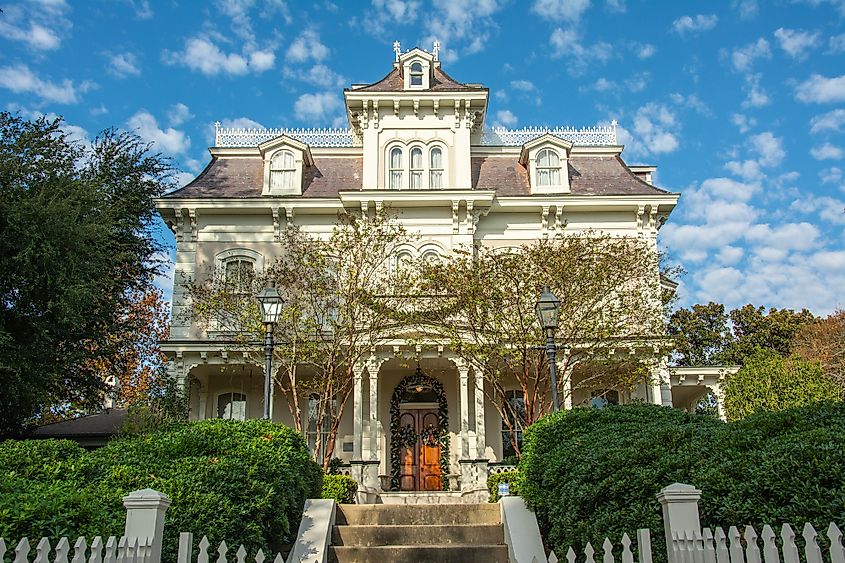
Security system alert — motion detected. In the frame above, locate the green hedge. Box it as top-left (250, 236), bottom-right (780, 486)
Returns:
top-left (321, 474), bottom-right (358, 504)
top-left (0, 420), bottom-right (323, 561)
top-left (487, 470), bottom-right (521, 503)
top-left (520, 403), bottom-right (845, 563)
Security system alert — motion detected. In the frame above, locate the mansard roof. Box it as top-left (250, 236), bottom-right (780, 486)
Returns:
top-left (163, 154), bottom-right (672, 199)
top-left (351, 65), bottom-right (485, 93)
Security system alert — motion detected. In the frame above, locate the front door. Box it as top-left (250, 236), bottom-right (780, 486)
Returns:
top-left (398, 408), bottom-right (442, 491)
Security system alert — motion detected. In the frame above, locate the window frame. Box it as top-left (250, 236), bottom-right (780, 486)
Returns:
top-left (409, 146), bottom-right (424, 189)
top-left (217, 391), bottom-right (248, 420)
top-left (429, 146), bottom-right (444, 189)
top-left (536, 148), bottom-right (562, 188)
top-left (409, 62), bottom-right (424, 86)
top-left (388, 146), bottom-right (404, 189)
top-left (269, 149), bottom-right (296, 190)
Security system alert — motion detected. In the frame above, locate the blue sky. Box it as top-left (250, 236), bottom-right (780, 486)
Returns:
top-left (2, 0), bottom-right (844, 315)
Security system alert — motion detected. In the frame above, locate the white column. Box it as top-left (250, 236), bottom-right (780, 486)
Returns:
top-left (123, 489), bottom-right (171, 563)
top-left (456, 359), bottom-right (470, 459)
top-left (559, 360), bottom-right (573, 410)
top-left (352, 363), bottom-right (365, 460)
top-left (368, 357), bottom-right (380, 461)
top-left (198, 390), bottom-right (208, 421)
top-left (650, 357), bottom-right (668, 406)
top-left (473, 367), bottom-right (486, 456)
top-left (711, 381), bottom-right (727, 421)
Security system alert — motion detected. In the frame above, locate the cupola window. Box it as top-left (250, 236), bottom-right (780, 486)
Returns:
top-left (429, 147), bottom-right (443, 188)
top-left (269, 150), bottom-right (296, 190)
top-left (410, 147), bottom-right (423, 189)
top-left (389, 147), bottom-right (403, 189)
top-left (410, 62), bottom-right (423, 86)
top-left (536, 148), bottom-right (562, 187)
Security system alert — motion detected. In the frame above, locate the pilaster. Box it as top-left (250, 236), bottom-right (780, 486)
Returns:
top-left (473, 366), bottom-right (486, 456)
top-left (352, 363), bottom-right (365, 460)
top-left (455, 358), bottom-right (470, 459)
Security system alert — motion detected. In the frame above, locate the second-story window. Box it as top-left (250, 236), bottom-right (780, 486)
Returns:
top-left (430, 147), bottom-right (443, 188)
top-left (410, 147), bottom-right (423, 189)
top-left (225, 259), bottom-right (254, 295)
top-left (536, 148), bottom-right (562, 187)
top-left (270, 150), bottom-right (295, 190)
top-left (389, 147), bottom-right (403, 189)
top-left (410, 62), bottom-right (423, 86)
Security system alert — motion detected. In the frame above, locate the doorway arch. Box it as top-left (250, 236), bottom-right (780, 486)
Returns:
top-left (389, 366), bottom-right (450, 491)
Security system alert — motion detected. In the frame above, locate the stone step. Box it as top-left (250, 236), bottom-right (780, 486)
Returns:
top-left (332, 523), bottom-right (504, 546)
top-left (336, 504), bottom-right (500, 526)
top-left (328, 544), bottom-right (510, 563)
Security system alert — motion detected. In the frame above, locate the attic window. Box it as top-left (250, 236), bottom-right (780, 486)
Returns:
top-left (536, 148), bottom-right (562, 187)
top-left (410, 62), bottom-right (423, 86)
top-left (270, 150), bottom-right (296, 190)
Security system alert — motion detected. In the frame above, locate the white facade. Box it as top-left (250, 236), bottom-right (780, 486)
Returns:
top-left (155, 45), bottom-right (724, 500)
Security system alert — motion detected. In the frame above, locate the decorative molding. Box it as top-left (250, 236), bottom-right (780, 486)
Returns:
top-left (271, 207), bottom-right (281, 242)
top-left (554, 205), bottom-right (564, 232)
top-left (482, 122), bottom-right (618, 146)
top-left (541, 205), bottom-right (550, 237)
top-left (471, 206), bottom-right (490, 235)
top-left (465, 200), bottom-right (474, 233)
top-left (188, 209), bottom-right (198, 242)
top-left (175, 209), bottom-right (186, 243)
top-left (454, 101), bottom-right (461, 129)
top-left (215, 124), bottom-right (356, 148)
top-left (284, 205), bottom-right (295, 228)
top-left (452, 200), bottom-right (460, 234)
top-left (394, 100), bottom-right (400, 116)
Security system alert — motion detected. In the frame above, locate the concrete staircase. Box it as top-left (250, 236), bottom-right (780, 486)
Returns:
top-left (329, 503), bottom-right (509, 563)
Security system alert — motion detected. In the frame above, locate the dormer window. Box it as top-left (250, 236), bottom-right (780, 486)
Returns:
top-left (410, 147), bottom-right (423, 189)
top-left (536, 148), bottom-right (562, 187)
top-left (270, 150), bottom-right (296, 190)
top-left (410, 62), bottom-right (423, 86)
top-left (389, 147), bottom-right (403, 189)
top-left (430, 147), bottom-right (443, 188)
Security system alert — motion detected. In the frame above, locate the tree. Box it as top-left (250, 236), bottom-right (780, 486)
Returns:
top-left (0, 112), bottom-right (173, 435)
top-left (722, 304), bottom-right (814, 364)
top-left (415, 234), bottom-right (666, 457)
top-left (189, 211), bottom-right (413, 468)
top-left (722, 349), bottom-right (840, 421)
top-left (792, 310), bottom-right (845, 398)
top-left (667, 302), bottom-right (730, 366)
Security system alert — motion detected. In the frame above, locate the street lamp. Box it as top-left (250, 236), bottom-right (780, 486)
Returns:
top-left (256, 281), bottom-right (284, 420)
top-left (535, 285), bottom-right (561, 412)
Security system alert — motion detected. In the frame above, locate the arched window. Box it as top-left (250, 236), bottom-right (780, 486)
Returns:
top-left (501, 390), bottom-right (525, 460)
top-left (536, 148), bottom-right (562, 187)
top-left (410, 62), bottom-right (423, 86)
top-left (389, 147), bottom-right (403, 189)
top-left (224, 259), bottom-right (254, 295)
top-left (421, 249), bottom-right (443, 264)
top-left (410, 147), bottom-right (423, 189)
top-left (394, 250), bottom-right (414, 272)
top-left (429, 147), bottom-right (443, 188)
top-left (218, 392), bottom-right (247, 420)
top-left (269, 150), bottom-right (296, 190)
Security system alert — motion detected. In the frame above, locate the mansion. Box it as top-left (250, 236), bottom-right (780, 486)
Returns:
top-left (155, 45), bottom-right (731, 502)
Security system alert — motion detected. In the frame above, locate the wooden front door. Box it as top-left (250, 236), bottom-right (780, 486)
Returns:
top-left (398, 408), bottom-right (442, 491)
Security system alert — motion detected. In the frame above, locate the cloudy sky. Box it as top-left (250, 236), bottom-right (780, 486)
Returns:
top-left (1, 0), bottom-right (844, 314)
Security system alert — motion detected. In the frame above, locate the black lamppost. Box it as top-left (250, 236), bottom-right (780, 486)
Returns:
top-left (256, 282), bottom-right (284, 420)
top-left (535, 285), bottom-right (561, 412)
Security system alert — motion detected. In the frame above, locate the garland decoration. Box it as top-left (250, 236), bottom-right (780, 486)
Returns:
top-left (389, 367), bottom-right (450, 491)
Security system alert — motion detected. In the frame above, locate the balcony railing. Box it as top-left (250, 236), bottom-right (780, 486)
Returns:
top-left (213, 121), bottom-right (618, 148)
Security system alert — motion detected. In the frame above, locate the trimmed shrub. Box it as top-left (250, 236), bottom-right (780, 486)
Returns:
top-left (487, 469), bottom-right (521, 503)
top-left (520, 403), bottom-right (845, 563)
top-left (0, 419), bottom-right (322, 561)
top-left (321, 474), bottom-right (358, 504)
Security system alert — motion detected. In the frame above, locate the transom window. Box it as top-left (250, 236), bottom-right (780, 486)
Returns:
top-left (386, 145), bottom-right (446, 189)
top-left (269, 150), bottom-right (296, 190)
top-left (218, 392), bottom-right (247, 420)
top-left (389, 147), bottom-right (403, 189)
top-left (536, 148), bottom-right (562, 187)
top-left (410, 62), bottom-right (423, 86)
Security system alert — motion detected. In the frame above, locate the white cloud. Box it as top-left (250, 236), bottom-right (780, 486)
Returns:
top-left (0, 1), bottom-right (69, 51)
top-left (795, 74), bottom-right (845, 103)
top-left (809, 108), bottom-right (845, 133)
top-left (634, 43), bottom-right (656, 59)
top-left (745, 222), bottom-right (821, 251)
top-left (285, 64), bottom-right (347, 88)
top-left (732, 113), bottom-right (757, 133)
top-left (732, 0), bottom-right (758, 18)
top-left (669, 93), bottom-right (711, 116)
top-left (725, 131), bottom-right (784, 180)
top-left (164, 37), bottom-right (273, 76)
top-left (742, 73), bottom-right (770, 108)
top-left (773, 28), bottom-right (821, 59)
top-left (632, 103), bottom-right (679, 155)
top-left (791, 195), bottom-right (845, 225)
top-left (420, 0), bottom-right (506, 63)
top-left (167, 103), bottom-right (193, 127)
top-left (372, 0), bottom-right (420, 21)
top-left (830, 33), bottom-right (845, 52)
top-left (671, 14), bottom-right (718, 35)
top-left (127, 110), bottom-right (191, 155)
top-left (0, 64), bottom-right (91, 104)
top-left (221, 117), bottom-right (264, 129)
top-left (293, 92), bottom-right (341, 122)
top-left (731, 38), bottom-right (771, 72)
top-left (549, 27), bottom-right (613, 73)
top-left (810, 142), bottom-right (844, 160)
top-left (820, 167), bottom-right (842, 184)
top-left (107, 52), bottom-right (141, 78)
top-left (531, 0), bottom-right (591, 22)
top-left (510, 79), bottom-right (536, 92)
top-left (494, 109), bottom-right (518, 127)
top-left (286, 30), bottom-right (330, 64)
top-left (717, 246), bottom-right (745, 265)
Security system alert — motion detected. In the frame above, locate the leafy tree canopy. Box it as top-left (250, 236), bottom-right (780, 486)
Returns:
top-left (0, 112), bottom-right (174, 435)
top-left (791, 310), bottom-right (845, 398)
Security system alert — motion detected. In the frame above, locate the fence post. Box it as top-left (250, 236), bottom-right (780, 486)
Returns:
top-left (657, 484), bottom-right (702, 563)
top-left (123, 489), bottom-right (171, 563)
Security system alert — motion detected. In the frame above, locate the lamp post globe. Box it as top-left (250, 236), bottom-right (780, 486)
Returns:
top-left (256, 282), bottom-right (284, 420)
top-left (535, 285), bottom-right (561, 412)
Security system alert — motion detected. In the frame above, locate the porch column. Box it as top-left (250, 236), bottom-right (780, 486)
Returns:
top-left (367, 355), bottom-right (380, 461)
top-left (352, 363), bottom-right (365, 460)
top-left (473, 366), bottom-right (486, 456)
top-left (456, 359), bottom-right (470, 459)
top-left (198, 389), bottom-right (208, 421)
top-left (711, 380), bottom-right (727, 421)
top-left (559, 360), bottom-right (573, 410)
top-left (650, 357), bottom-right (667, 406)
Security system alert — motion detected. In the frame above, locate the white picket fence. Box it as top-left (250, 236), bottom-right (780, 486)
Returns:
top-left (670, 523), bottom-right (844, 563)
top-left (537, 529), bottom-right (655, 563)
top-left (0, 535), bottom-right (152, 563)
top-left (176, 533), bottom-right (285, 563)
